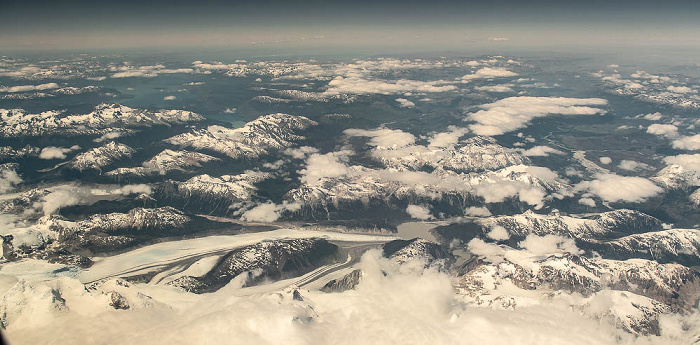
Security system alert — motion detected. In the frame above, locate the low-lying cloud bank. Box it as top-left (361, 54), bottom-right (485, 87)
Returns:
top-left (575, 173), bottom-right (662, 203)
top-left (3, 250), bottom-right (698, 345)
top-left (467, 96), bottom-right (608, 136)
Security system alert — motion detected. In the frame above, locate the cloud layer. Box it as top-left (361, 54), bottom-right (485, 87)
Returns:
top-left (467, 97), bottom-right (608, 136)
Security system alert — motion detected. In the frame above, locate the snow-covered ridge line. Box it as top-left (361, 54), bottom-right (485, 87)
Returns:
top-left (0, 103), bottom-right (203, 137)
top-left (164, 113), bottom-right (317, 159)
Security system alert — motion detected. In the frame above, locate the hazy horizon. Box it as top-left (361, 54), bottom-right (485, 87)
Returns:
top-left (2, 0), bottom-right (699, 52)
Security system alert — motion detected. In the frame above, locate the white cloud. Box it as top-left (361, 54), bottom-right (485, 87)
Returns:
top-left (41, 188), bottom-right (82, 215)
top-left (663, 154), bottom-right (700, 171)
top-left (465, 206), bottom-right (492, 217)
top-left (299, 150), bottom-right (353, 184)
top-left (521, 146), bottom-right (564, 157)
top-left (5, 249), bottom-right (686, 345)
top-left (0, 83), bottom-right (59, 93)
top-left (224, 107), bottom-right (237, 114)
top-left (428, 127), bottom-right (469, 148)
top-left (284, 146), bottom-right (319, 159)
top-left (647, 124), bottom-right (679, 138)
top-left (110, 65), bottom-right (193, 78)
top-left (163, 95), bottom-right (176, 101)
top-left (617, 160), bottom-right (650, 171)
top-left (672, 135), bottom-right (700, 150)
top-left (117, 184), bottom-right (152, 195)
top-left (241, 203), bottom-right (281, 222)
top-left (466, 97), bottom-right (607, 136)
top-left (488, 37), bottom-right (510, 41)
top-left (39, 145), bottom-right (81, 160)
top-left (574, 173), bottom-right (663, 203)
top-left (462, 67), bottom-right (517, 82)
top-left (0, 167), bottom-right (22, 194)
top-left (519, 234), bottom-right (582, 255)
top-left (578, 197), bottom-right (596, 207)
top-left (599, 157), bottom-right (612, 165)
top-left (667, 85), bottom-right (695, 94)
top-left (405, 204), bottom-right (433, 220)
top-left (240, 202), bottom-right (306, 223)
top-left (641, 112), bottom-right (663, 121)
top-left (94, 131), bottom-right (123, 143)
top-left (487, 225), bottom-right (510, 240)
top-left (474, 84), bottom-right (515, 93)
top-left (395, 98), bottom-right (415, 108)
top-left (472, 165), bottom-right (561, 209)
top-left (344, 128), bottom-right (415, 148)
top-left (323, 77), bottom-right (456, 96)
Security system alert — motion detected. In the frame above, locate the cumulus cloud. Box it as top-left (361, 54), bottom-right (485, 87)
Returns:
top-left (39, 145), bottom-right (81, 160)
top-left (117, 184), bottom-right (152, 195)
top-left (472, 166), bottom-right (561, 209)
top-left (395, 98), bottom-right (415, 108)
top-left (667, 85), bottom-right (695, 94)
top-left (110, 65), bottom-right (194, 78)
top-left (284, 146), bottom-right (320, 159)
top-left (641, 112), bottom-right (663, 121)
top-left (241, 203), bottom-right (281, 222)
top-left (462, 67), bottom-right (518, 82)
top-left (224, 107), bottom-right (237, 114)
top-left (574, 173), bottom-right (663, 203)
top-left (488, 37), bottom-right (510, 41)
top-left (299, 150), bottom-right (353, 184)
top-left (474, 84), bottom-right (515, 93)
top-left (518, 234), bottom-right (582, 255)
top-left (474, 178), bottom-right (547, 208)
top-left (487, 225), bottom-right (510, 240)
top-left (163, 95), bottom-right (176, 101)
top-left (647, 124), bottom-right (679, 138)
top-left (344, 128), bottom-right (415, 148)
top-left (0, 83), bottom-right (59, 93)
top-left (40, 188), bottom-right (83, 215)
top-left (322, 76), bottom-right (456, 96)
top-left (599, 157), bottom-right (612, 165)
top-left (617, 160), bottom-right (650, 171)
top-left (428, 127), bottom-right (469, 148)
top-left (465, 206), bottom-right (491, 217)
top-left (663, 154), bottom-right (700, 171)
top-left (521, 146), bottom-right (564, 157)
top-left (466, 97), bottom-right (607, 136)
top-left (94, 131), bottom-right (123, 143)
top-left (405, 204), bottom-right (433, 220)
top-left (578, 197), bottom-right (596, 207)
top-left (0, 167), bottom-right (22, 194)
top-left (240, 202), bottom-right (306, 222)
top-left (672, 135), bottom-right (700, 150)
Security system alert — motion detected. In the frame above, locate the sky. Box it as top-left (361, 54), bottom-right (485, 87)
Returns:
top-left (1, 0), bottom-right (699, 51)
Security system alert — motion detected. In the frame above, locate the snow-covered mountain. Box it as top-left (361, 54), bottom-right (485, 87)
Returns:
top-left (156, 171), bottom-right (272, 213)
top-left (106, 149), bottom-right (220, 178)
top-left (0, 145), bottom-right (40, 160)
top-left (457, 247), bottom-right (700, 335)
top-left (164, 113), bottom-right (317, 159)
top-left (285, 164), bottom-right (570, 218)
top-left (0, 103), bottom-right (203, 137)
top-left (476, 209), bottom-right (663, 240)
top-left (373, 136), bottom-right (530, 173)
top-left (590, 228), bottom-right (700, 265)
top-left (652, 164), bottom-right (700, 190)
top-left (67, 142), bottom-right (135, 172)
